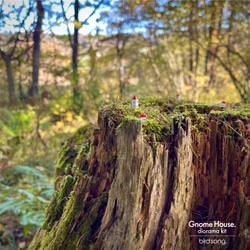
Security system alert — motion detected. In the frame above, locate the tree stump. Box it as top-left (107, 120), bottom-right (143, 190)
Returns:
top-left (29, 101), bottom-right (250, 250)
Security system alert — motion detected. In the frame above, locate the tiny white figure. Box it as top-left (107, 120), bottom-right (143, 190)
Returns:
top-left (91, 119), bottom-right (95, 124)
top-left (220, 101), bottom-right (226, 107)
top-left (141, 114), bottom-right (146, 122)
top-left (132, 95), bottom-right (139, 108)
top-left (176, 94), bottom-right (181, 101)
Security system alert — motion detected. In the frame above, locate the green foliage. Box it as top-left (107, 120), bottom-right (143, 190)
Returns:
top-left (0, 89), bottom-right (90, 241)
top-left (143, 119), bottom-right (161, 134)
top-left (0, 165), bottom-right (53, 231)
top-left (0, 107), bottom-right (36, 142)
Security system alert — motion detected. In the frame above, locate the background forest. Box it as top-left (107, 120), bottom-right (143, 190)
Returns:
top-left (0, 0), bottom-right (249, 249)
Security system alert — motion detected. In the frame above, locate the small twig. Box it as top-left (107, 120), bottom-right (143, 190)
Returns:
top-left (190, 144), bottom-right (203, 167)
top-left (225, 122), bottom-right (243, 138)
top-left (60, 0), bottom-right (73, 48)
top-left (225, 201), bottom-right (236, 222)
top-left (36, 109), bottom-right (47, 148)
top-left (76, 234), bottom-right (85, 248)
top-left (224, 122), bottom-right (249, 150)
top-left (142, 178), bottom-right (149, 191)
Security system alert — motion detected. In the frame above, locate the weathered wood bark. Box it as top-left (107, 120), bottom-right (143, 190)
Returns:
top-left (29, 104), bottom-right (250, 250)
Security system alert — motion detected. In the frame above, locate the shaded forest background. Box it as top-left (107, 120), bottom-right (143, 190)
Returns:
top-left (0, 0), bottom-right (249, 249)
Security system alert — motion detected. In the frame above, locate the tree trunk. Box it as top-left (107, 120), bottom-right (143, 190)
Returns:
top-left (205, 1), bottom-right (222, 86)
top-left (189, 0), bottom-right (199, 98)
top-left (29, 102), bottom-right (250, 250)
top-left (29, 0), bottom-right (44, 97)
top-left (72, 0), bottom-right (79, 98)
top-left (116, 33), bottom-right (129, 98)
top-left (5, 56), bottom-right (16, 103)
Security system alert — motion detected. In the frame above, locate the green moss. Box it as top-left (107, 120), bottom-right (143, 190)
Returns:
top-left (42, 191), bottom-right (60, 230)
top-left (175, 105), bottom-right (185, 112)
top-left (70, 124), bottom-right (94, 144)
top-left (54, 144), bottom-right (78, 180)
top-left (89, 244), bottom-right (96, 250)
top-left (116, 115), bottom-right (141, 135)
top-left (136, 229), bottom-right (141, 241)
top-left (81, 219), bottom-right (92, 242)
top-left (133, 107), bottom-right (143, 114)
top-left (54, 124), bottom-right (95, 179)
top-left (86, 141), bottom-right (93, 160)
top-left (43, 175), bottom-right (77, 230)
top-left (123, 115), bottom-right (141, 123)
top-left (139, 95), bottom-right (167, 106)
top-left (55, 143), bottom-right (70, 170)
top-left (38, 178), bottom-right (87, 249)
top-left (209, 110), bottom-right (229, 116)
top-left (74, 199), bottom-right (104, 249)
top-left (209, 108), bottom-right (250, 119)
top-left (143, 119), bottom-right (160, 133)
top-left (100, 192), bottom-right (108, 202)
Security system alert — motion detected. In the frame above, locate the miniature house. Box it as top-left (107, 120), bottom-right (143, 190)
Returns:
top-left (220, 101), bottom-right (226, 107)
top-left (132, 95), bottom-right (139, 108)
top-left (141, 114), bottom-right (146, 122)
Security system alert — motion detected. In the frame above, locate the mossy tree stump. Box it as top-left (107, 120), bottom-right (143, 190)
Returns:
top-left (29, 97), bottom-right (250, 250)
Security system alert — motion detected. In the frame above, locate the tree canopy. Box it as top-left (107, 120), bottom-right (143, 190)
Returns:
top-left (0, 0), bottom-right (249, 104)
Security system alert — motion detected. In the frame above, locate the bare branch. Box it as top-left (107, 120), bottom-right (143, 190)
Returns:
top-left (0, 49), bottom-right (6, 59)
top-left (81, 0), bottom-right (104, 25)
top-left (218, 44), bottom-right (250, 73)
top-left (12, 44), bottom-right (34, 60)
top-left (60, 0), bottom-right (73, 48)
top-left (192, 38), bottom-right (248, 102)
top-left (9, 34), bottom-right (20, 57)
top-left (9, 3), bottom-right (33, 57)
